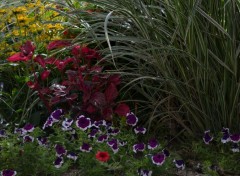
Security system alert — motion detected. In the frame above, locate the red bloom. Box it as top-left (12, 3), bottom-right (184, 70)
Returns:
top-left (7, 41), bottom-right (35, 62)
top-left (41, 70), bottom-right (51, 80)
top-left (34, 55), bottom-right (46, 68)
top-left (95, 151), bottom-right (110, 162)
top-left (27, 81), bottom-right (38, 90)
top-left (47, 40), bottom-right (71, 50)
top-left (114, 103), bottom-right (130, 116)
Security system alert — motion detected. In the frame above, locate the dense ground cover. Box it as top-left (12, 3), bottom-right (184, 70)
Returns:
top-left (0, 0), bottom-right (240, 175)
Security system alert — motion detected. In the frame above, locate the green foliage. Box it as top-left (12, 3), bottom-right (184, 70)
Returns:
top-left (57, 0), bottom-right (240, 137)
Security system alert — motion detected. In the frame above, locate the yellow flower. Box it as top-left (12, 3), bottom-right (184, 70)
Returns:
top-left (12, 6), bottom-right (27, 14)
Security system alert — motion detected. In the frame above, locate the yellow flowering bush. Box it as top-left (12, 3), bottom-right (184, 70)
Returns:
top-left (0, 0), bottom-right (65, 59)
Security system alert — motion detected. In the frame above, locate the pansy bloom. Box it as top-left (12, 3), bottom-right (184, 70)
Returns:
top-left (67, 152), bottom-right (78, 161)
top-left (23, 123), bottom-right (34, 133)
top-left (92, 120), bottom-right (107, 128)
top-left (133, 143), bottom-right (145, 153)
top-left (231, 143), bottom-right (239, 152)
top-left (51, 109), bottom-right (64, 122)
top-left (0, 130), bottom-right (7, 138)
top-left (42, 117), bottom-right (54, 130)
top-left (23, 135), bottom-right (34, 143)
top-left (137, 169), bottom-right (153, 176)
top-left (173, 159), bottom-right (185, 170)
top-left (54, 157), bottom-right (64, 168)
top-left (95, 151), bottom-right (110, 162)
top-left (0, 169), bottom-right (17, 176)
top-left (203, 130), bottom-right (213, 144)
top-left (62, 118), bottom-right (73, 131)
top-left (163, 149), bottom-right (170, 157)
top-left (37, 137), bottom-right (48, 147)
top-left (108, 128), bottom-right (120, 136)
top-left (88, 128), bottom-right (100, 138)
top-left (134, 127), bottom-right (146, 134)
top-left (126, 112), bottom-right (138, 126)
top-left (151, 153), bottom-right (165, 166)
top-left (97, 134), bottom-right (108, 143)
top-left (148, 139), bottom-right (159, 150)
top-left (107, 138), bottom-right (118, 147)
top-left (110, 143), bottom-right (119, 154)
top-left (76, 115), bottom-right (91, 131)
top-left (80, 143), bottom-right (92, 152)
top-left (221, 127), bottom-right (230, 143)
top-left (230, 134), bottom-right (240, 143)
top-left (55, 144), bottom-right (67, 157)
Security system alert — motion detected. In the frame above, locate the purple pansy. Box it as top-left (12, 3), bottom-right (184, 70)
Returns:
top-left (62, 118), bottom-right (73, 130)
top-left (76, 115), bottom-right (91, 131)
top-left (133, 142), bottom-right (145, 153)
top-left (148, 139), bottom-right (159, 150)
top-left (23, 135), bottom-right (34, 143)
top-left (0, 170), bottom-right (17, 176)
top-left (203, 130), bottom-right (213, 144)
top-left (0, 130), bottom-right (7, 138)
top-left (134, 127), bottom-right (146, 134)
top-left (97, 134), bottom-right (108, 143)
top-left (111, 143), bottom-right (119, 154)
top-left (138, 169), bottom-right (153, 176)
top-left (151, 153), bottom-right (165, 166)
top-left (108, 128), bottom-right (120, 136)
top-left (67, 152), bottom-right (78, 161)
top-left (88, 128), bottom-right (100, 138)
top-left (107, 138), bottom-right (118, 147)
top-left (42, 117), bottom-right (54, 130)
top-left (221, 127), bottom-right (230, 143)
top-left (231, 143), bottom-right (239, 152)
top-left (126, 112), bottom-right (138, 126)
top-left (37, 137), bottom-right (48, 147)
top-left (163, 149), bottom-right (170, 157)
top-left (51, 109), bottom-right (64, 122)
top-left (92, 120), bottom-right (107, 128)
top-left (230, 134), bottom-right (240, 143)
top-left (14, 128), bottom-right (26, 136)
top-left (54, 157), bottom-right (63, 168)
top-left (80, 143), bottom-right (92, 152)
top-left (23, 124), bottom-right (34, 133)
top-left (55, 144), bottom-right (67, 157)
top-left (173, 159), bottom-right (185, 170)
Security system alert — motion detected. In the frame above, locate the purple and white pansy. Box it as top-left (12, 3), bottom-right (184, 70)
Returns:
top-left (55, 144), bottom-right (67, 157)
top-left (0, 130), bottom-right (7, 138)
top-left (173, 159), bottom-right (185, 170)
top-left (230, 134), bottom-right (240, 143)
top-left (231, 143), bottom-right (239, 153)
top-left (88, 128), bottom-right (100, 138)
top-left (80, 143), bottom-right (92, 152)
top-left (148, 139), bottom-right (159, 150)
top-left (134, 127), bottom-right (146, 134)
top-left (92, 120), bottom-right (107, 128)
top-left (23, 135), bottom-right (34, 143)
top-left (221, 127), bottom-right (230, 143)
top-left (51, 109), bottom-right (64, 122)
top-left (54, 157), bottom-right (64, 168)
top-left (203, 130), bottom-right (213, 144)
top-left (37, 137), bottom-right (48, 147)
top-left (133, 142), bottom-right (145, 153)
top-left (0, 170), bottom-right (17, 176)
top-left (62, 118), bottom-right (73, 131)
top-left (43, 117), bottom-right (54, 130)
top-left (76, 115), bottom-right (91, 131)
top-left (97, 134), bottom-right (108, 143)
top-left (67, 152), bottom-right (78, 161)
top-left (126, 112), bottom-right (138, 126)
top-left (151, 153), bottom-right (165, 166)
top-left (163, 149), bottom-right (170, 157)
top-left (108, 128), bottom-right (120, 136)
top-left (23, 124), bottom-right (34, 133)
top-left (138, 169), bottom-right (153, 176)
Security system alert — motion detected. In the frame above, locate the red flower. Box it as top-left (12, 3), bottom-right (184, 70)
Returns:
top-left (95, 151), bottom-right (110, 162)
top-left (7, 41), bottom-right (35, 62)
top-left (34, 55), bottom-right (46, 68)
top-left (114, 103), bottom-right (130, 116)
top-left (27, 81), bottom-right (38, 90)
top-left (47, 40), bottom-right (71, 50)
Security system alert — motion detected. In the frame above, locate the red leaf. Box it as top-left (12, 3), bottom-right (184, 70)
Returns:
top-left (90, 92), bottom-right (106, 107)
top-left (34, 55), bottom-right (46, 68)
top-left (108, 75), bottom-right (121, 85)
top-left (86, 104), bottom-right (97, 114)
top-left (41, 70), bottom-right (51, 80)
top-left (104, 83), bottom-right (118, 103)
top-left (102, 107), bottom-right (113, 120)
top-left (114, 103), bottom-right (130, 116)
top-left (47, 40), bottom-right (71, 50)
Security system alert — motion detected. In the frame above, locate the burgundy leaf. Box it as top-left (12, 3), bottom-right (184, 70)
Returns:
top-left (90, 92), bottom-right (106, 107)
top-left (104, 83), bottom-right (118, 103)
top-left (114, 103), bottom-right (130, 116)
